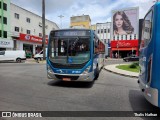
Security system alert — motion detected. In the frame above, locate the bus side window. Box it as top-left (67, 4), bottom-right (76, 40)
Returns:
top-left (0, 51), bottom-right (5, 55)
top-left (141, 10), bottom-right (153, 48)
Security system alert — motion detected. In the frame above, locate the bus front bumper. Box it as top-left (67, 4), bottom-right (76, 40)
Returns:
top-left (47, 70), bottom-right (94, 82)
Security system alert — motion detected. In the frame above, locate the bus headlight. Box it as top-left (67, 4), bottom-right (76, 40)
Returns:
top-left (47, 65), bottom-right (54, 74)
top-left (82, 65), bottom-right (91, 75)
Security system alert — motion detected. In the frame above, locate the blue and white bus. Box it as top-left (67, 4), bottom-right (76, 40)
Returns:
top-left (47, 29), bottom-right (105, 82)
top-left (138, 2), bottom-right (160, 108)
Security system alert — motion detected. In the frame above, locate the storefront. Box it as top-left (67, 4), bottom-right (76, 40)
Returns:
top-left (110, 40), bottom-right (139, 58)
top-left (0, 39), bottom-right (14, 51)
top-left (15, 33), bottom-right (48, 55)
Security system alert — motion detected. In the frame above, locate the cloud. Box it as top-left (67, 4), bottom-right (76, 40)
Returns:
top-left (11, 0), bottom-right (154, 28)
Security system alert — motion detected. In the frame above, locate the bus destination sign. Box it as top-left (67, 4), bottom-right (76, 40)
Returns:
top-left (54, 30), bottom-right (90, 36)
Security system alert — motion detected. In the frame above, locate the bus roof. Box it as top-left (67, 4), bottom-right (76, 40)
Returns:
top-left (51, 28), bottom-right (93, 32)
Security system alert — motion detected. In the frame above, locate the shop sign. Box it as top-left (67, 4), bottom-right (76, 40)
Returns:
top-left (0, 39), bottom-right (13, 48)
top-left (111, 40), bottom-right (138, 48)
top-left (18, 33), bottom-right (48, 44)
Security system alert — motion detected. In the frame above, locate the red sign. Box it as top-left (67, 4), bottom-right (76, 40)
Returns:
top-left (111, 40), bottom-right (138, 48)
top-left (18, 33), bottom-right (48, 44)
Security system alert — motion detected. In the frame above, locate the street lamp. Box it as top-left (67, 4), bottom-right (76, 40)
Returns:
top-left (58, 15), bottom-right (64, 29)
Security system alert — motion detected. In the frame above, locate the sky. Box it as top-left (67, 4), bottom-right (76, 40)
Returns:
top-left (11, 0), bottom-right (155, 28)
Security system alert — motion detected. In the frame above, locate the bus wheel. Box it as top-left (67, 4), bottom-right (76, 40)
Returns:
top-left (16, 58), bottom-right (21, 63)
top-left (94, 66), bottom-right (99, 80)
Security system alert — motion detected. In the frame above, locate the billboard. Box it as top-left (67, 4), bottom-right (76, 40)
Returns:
top-left (111, 7), bottom-right (139, 40)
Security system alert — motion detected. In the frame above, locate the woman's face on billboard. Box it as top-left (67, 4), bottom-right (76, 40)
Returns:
top-left (115, 14), bottom-right (123, 28)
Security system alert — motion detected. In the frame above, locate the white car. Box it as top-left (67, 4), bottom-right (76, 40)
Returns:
top-left (0, 50), bottom-right (26, 63)
top-left (34, 50), bottom-right (43, 61)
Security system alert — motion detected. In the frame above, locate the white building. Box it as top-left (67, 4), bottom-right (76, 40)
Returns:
top-left (96, 22), bottom-right (111, 56)
top-left (0, 0), bottom-right (13, 51)
top-left (10, 3), bottom-right (59, 55)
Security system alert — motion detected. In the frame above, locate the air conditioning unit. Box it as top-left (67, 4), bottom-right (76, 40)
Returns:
top-left (39, 22), bottom-right (42, 27)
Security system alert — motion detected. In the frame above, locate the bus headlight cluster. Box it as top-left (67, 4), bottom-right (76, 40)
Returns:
top-left (47, 65), bottom-right (54, 74)
top-left (82, 65), bottom-right (91, 75)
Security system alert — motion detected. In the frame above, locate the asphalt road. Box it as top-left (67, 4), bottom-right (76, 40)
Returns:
top-left (0, 60), bottom-right (159, 120)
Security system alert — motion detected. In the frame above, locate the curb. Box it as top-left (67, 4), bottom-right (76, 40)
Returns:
top-left (106, 59), bottom-right (123, 61)
top-left (104, 65), bottom-right (139, 78)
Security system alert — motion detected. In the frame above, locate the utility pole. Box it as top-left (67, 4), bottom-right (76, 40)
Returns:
top-left (42, 0), bottom-right (46, 60)
top-left (58, 15), bottom-right (64, 29)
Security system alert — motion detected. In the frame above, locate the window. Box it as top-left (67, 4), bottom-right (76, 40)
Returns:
top-left (141, 10), bottom-right (153, 48)
top-left (15, 13), bottom-right (19, 19)
top-left (94, 35), bottom-right (105, 54)
top-left (3, 17), bottom-right (7, 24)
top-left (3, 3), bottom-right (7, 11)
top-left (104, 29), bottom-right (106, 33)
top-left (15, 27), bottom-right (19, 32)
top-left (39, 33), bottom-right (42, 37)
top-left (121, 35), bottom-right (123, 40)
top-left (101, 29), bottom-right (103, 33)
top-left (108, 29), bottom-right (110, 33)
top-left (26, 18), bottom-right (30, 23)
top-left (0, 51), bottom-right (5, 55)
top-left (97, 30), bottom-right (100, 34)
top-left (26, 30), bottom-right (30, 34)
top-left (3, 31), bottom-right (7, 38)
top-left (134, 34), bottom-right (136, 39)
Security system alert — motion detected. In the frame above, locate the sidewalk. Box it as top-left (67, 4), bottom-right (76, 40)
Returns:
top-left (25, 58), bottom-right (46, 64)
top-left (104, 64), bottom-right (139, 78)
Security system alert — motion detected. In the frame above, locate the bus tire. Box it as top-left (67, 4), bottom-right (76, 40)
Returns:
top-left (94, 65), bottom-right (99, 80)
top-left (16, 58), bottom-right (21, 63)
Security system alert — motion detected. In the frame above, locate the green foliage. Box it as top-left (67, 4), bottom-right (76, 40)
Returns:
top-left (133, 62), bottom-right (139, 66)
top-left (116, 63), bottom-right (140, 73)
top-left (129, 62), bottom-right (139, 68)
top-left (129, 64), bottom-right (136, 68)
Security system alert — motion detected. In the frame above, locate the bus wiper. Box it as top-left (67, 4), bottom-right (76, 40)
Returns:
top-left (71, 37), bottom-right (79, 50)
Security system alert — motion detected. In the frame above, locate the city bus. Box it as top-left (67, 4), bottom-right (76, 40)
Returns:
top-left (138, 2), bottom-right (160, 108)
top-left (46, 29), bottom-right (105, 82)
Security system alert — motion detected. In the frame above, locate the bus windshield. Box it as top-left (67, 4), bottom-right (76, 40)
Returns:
top-left (49, 37), bottom-right (90, 64)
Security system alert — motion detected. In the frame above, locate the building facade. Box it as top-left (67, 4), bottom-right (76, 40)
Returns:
top-left (0, 0), bottom-right (13, 51)
top-left (10, 3), bottom-right (59, 55)
top-left (70, 15), bottom-right (91, 29)
top-left (111, 7), bottom-right (139, 58)
top-left (96, 22), bottom-right (111, 56)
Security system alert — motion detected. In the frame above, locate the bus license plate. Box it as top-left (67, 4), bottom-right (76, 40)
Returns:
top-left (62, 78), bottom-right (71, 81)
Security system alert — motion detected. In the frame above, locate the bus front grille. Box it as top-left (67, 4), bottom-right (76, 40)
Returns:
top-left (49, 60), bottom-right (88, 69)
